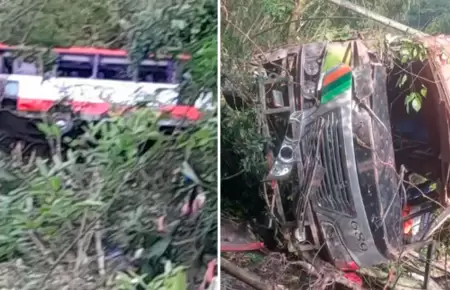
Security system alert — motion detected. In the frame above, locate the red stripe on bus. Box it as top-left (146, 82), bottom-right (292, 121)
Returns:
top-left (16, 99), bottom-right (201, 121)
top-left (54, 47), bottom-right (128, 57)
top-left (159, 105), bottom-right (202, 120)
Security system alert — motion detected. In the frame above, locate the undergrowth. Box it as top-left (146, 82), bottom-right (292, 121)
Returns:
top-left (0, 107), bottom-right (217, 290)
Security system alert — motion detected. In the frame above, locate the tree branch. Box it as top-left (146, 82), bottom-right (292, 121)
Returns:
top-left (221, 258), bottom-right (278, 290)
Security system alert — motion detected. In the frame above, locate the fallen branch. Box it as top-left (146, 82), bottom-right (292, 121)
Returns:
top-left (94, 221), bottom-right (105, 277)
top-left (221, 258), bottom-right (278, 290)
top-left (422, 206), bottom-right (450, 240)
top-left (28, 231), bottom-right (55, 265)
top-left (405, 251), bottom-right (450, 278)
top-left (327, 0), bottom-right (427, 37)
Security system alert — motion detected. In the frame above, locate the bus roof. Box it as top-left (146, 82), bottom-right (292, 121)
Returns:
top-left (0, 43), bottom-right (191, 61)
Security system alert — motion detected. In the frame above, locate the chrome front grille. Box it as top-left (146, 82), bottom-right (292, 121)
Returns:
top-left (299, 110), bottom-right (356, 216)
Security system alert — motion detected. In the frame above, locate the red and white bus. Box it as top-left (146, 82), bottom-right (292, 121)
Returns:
top-left (0, 45), bottom-right (213, 136)
top-left (0, 43), bottom-right (191, 83)
top-left (1, 74), bottom-right (209, 120)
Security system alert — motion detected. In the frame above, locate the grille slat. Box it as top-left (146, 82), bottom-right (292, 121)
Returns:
top-left (322, 132), bottom-right (340, 211)
top-left (325, 115), bottom-right (342, 212)
top-left (299, 110), bottom-right (356, 216)
top-left (332, 114), bottom-right (352, 210)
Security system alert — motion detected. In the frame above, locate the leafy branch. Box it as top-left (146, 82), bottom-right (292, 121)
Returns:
top-left (392, 38), bottom-right (429, 113)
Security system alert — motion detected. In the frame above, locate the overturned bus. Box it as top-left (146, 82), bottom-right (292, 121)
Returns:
top-left (256, 35), bottom-right (450, 286)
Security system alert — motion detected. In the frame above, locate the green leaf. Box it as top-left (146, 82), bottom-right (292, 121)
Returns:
top-left (148, 236), bottom-right (172, 260)
top-left (181, 161), bottom-right (201, 184)
top-left (52, 155), bottom-right (63, 169)
top-left (412, 97), bottom-right (422, 112)
top-left (398, 74), bottom-right (408, 88)
top-left (400, 47), bottom-right (410, 56)
top-left (36, 158), bottom-right (49, 177)
top-left (36, 123), bottom-right (52, 136)
top-left (195, 128), bottom-right (211, 140)
top-left (412, 47), bottom-right (418, 58)
top-left (325, 32), bottom-right (334, 41)
top-left (401, 55), bottom-right (409, 64)
top-left (404, 93), bottom-right (415, 105)
top-left (418, 45), bottom-right (427, 61)
top-left (49, 176), bottom-right (62, 191)
top-left (76, 200), bottom-right (104, 207)
top-left (171, 19), bottom-right (187, 30)
top-left (421, 86), bottom-right (427, 97)
top-left (0, 168), bottom-right (18, 182)
top-left (164, 268), bottom-right (186, 290)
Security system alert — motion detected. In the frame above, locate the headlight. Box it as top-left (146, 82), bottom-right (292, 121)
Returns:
top-left (51, 113), bottom-right (73, 134)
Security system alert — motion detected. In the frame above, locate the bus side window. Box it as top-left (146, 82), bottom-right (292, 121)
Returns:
top-left (98, 57), bottom-right (133, 81)
top-left (57, 55), bottom-right (93, 78)
top-left (13, 57), bottom-right (39, 75)
top-left (139, 63), bottom-right (169, 83)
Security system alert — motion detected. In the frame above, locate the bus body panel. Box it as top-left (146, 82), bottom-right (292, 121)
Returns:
top-left (1, 75), bottom-right (207, 121)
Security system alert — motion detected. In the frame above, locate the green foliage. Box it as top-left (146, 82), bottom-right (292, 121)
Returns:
top-left (221, 0), bottom-right (287, 191)
top-left (390, 38), bottom-right (429, 113)
top-left (261, 0), bottom-right (294, 22)
top-left (0, 0), bottom-right (130, 47)
top-left (126, 0), bottom-right (217, 104)
top-left (397, 39), bottom-right (428, 64)
top-left (220, 103), bottom-right (269, 217)
top-left (221, 105), bottom-right (267, 180)
top-left (188, 34), bottom-right (218, 92)
top-left (115, 261), bottom-right (187, 290)
top-left (404, 90), bottom-right (425, 113)
top-left (0, 108), bottom-right (216, 288)
top-left (405, 0), bottom-right (450, 34)
top-left (116, 261), bottom-right (217, 290)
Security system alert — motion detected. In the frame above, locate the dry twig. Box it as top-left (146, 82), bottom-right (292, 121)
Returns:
top-left (94, 221), bottom-right (105, 277)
